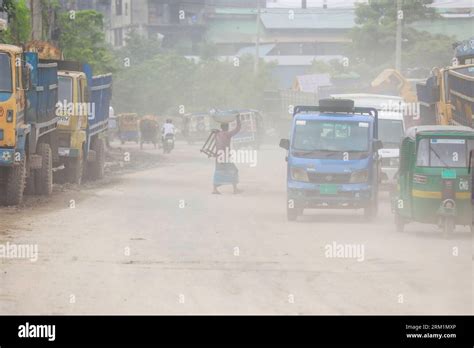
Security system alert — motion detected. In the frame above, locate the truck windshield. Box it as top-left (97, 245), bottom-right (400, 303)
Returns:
top-left (0, 53), bottom-right (13, 93)
top-left (416, 138), bottom-right (474, 168)
top-left (379, 119), bottom-right (403, 148)
top-left (293, 120), bottom-right (369, 152)
top-left (58, 76), bottom-right (73, 104)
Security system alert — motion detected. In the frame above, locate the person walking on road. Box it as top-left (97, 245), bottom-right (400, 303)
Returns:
top-left (213, 115), bottom-right (242, 195)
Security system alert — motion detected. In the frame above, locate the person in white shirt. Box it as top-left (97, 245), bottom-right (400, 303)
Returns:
top-left (162, 119), bottom-right (175, 138)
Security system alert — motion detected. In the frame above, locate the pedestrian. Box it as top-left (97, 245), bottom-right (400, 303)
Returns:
top-left (213, 115), bottom-right (242, 195)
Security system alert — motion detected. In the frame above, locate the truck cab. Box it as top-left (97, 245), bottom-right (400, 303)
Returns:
top-left (1, 44), bottom-right (60, 205)
top-left (279, 99), bottom-right (382, 221)
top-left (56, 69), bottom-right (89, 184)
top-left (331, 94), bottom-right (405, 186)
top-left (0, 45), bottom-right (29, 204)
top-left (52, 61), bottom-right (111, 184)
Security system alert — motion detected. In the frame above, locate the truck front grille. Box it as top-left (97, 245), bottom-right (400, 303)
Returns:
top-left (307, 172), bottom-right (351, 184)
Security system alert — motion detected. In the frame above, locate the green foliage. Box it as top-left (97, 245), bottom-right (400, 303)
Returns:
top-left (115, 30), bottom-right (163, 67)
top-left (0, 0), bottom-right (31, 44)
top-left (355, 0), bottom-right (436, 25)
top-left (112, 54), bottom-right (274, 116)
top-left (58, 10), bottom-right (117, 74)
top-left (350, 0), bottom-right (454, 78)
top-left (402, 29), bottom-right (455, 70)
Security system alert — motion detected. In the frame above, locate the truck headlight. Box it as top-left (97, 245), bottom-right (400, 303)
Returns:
top-left (389, 157), bottom-right (399, 167)
top-left (350, 169), bottom-right (368, 183)
top-left (291, 167), bottom-right (309, 182)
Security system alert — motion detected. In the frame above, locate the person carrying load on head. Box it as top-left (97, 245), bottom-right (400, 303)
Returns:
top-left (213, 114), bottom-right (242, 195)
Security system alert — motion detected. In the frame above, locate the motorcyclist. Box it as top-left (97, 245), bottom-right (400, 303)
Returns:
top-left (162, 119), bottom-right (175, 152)
top-left (162, 119), bottom-right (175, 140)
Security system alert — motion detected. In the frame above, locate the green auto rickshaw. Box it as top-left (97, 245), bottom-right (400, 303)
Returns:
top-left (393, 125), bottom-right (474, 236)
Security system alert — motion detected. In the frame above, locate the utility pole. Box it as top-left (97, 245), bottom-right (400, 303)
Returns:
top-left (395, 0), bottom-right (402, 72)
top-left (302, 0), bottom-right (307, 9)
top-left (30, 0), bottom-right (42, 40)
top-left (254, 0), bottom-right (261, 75)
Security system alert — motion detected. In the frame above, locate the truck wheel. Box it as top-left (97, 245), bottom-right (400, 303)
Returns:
top-left (65, 156), bottom-right (83, 185)
top-left (364, 199), bottom-right (378, 221)
top-left (35, 143), bottom-right (53, 196)
top-left (89, 138), bottom-right (105, 181)
top-left (25, 170), bottom-right (36, 195)
top-left (5, 155), bottom-right (26, 206)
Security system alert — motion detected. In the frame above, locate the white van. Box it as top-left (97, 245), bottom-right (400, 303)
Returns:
top-left (330, 94), bottom-right (405, 185)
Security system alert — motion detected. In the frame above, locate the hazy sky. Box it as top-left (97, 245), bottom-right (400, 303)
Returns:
top-left (265, 0), bottom-right (473, 8)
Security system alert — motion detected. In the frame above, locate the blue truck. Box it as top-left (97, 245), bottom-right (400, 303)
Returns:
top-left (0, 44), bottom-right (59, 205)
top-left (279, 99), bottom-right (383, 221)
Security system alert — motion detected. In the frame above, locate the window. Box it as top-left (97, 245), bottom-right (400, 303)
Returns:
top-left (0, 53), bottom-right (12, 92)
top-left (416, 138), bottom-right (474, 168)
top-left (58, 76), bottom-right (73, 104)
top-left (293, 120), bottom-right (369, 152)
top-left (114, 28), bottom-right (123, 47)
top-left (378, 119), bottom-right (404, 148)
top-left (115, 0), bottom-right (122, 15)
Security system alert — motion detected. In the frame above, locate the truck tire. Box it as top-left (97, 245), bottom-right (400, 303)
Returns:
top-left (364, 198), bottom-right (378, 221)
top-left (25, 170), bottom-right (36, 195)
top-left (5, 154), bottom-right (26, 206)
top-left (65, 156), bottom-right (83, 185)
top-left (35, 143), bottom-right (53, 196)
top-left (88, 138), bottom-right (106, 181)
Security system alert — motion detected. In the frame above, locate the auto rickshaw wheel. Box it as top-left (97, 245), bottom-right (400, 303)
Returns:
top-left (442, 217), bottom-right (454, 238)
top-left (394, 213), bottom-right (405, 232)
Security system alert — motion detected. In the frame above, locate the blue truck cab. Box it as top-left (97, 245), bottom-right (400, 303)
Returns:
top-left (279, 99), bottom-right (382, 221)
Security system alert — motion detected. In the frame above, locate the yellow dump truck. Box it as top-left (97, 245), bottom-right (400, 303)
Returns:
top-left (416, 38), bottom-right (474, 127)
top-left (52, 60), bottom-right (112, 183)
top-left (0, 44), bottom-right (59, 205)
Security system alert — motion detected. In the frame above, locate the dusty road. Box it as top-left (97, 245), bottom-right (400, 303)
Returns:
top-left (0, 142), bottom-right (472, 314)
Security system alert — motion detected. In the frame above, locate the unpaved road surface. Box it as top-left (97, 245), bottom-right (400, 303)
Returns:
top-left (0, 142), bottom-right (472, 314)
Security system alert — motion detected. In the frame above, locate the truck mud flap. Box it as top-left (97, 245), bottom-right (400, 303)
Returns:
top-left (87, 150), bottom-right (97, 162)
top-left (29, 154), bottom-right (43, 170)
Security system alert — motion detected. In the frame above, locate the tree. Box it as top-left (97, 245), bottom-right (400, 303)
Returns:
top-left (349, 0), bottom-right (453, 76)
top-left (112, 54), bottom-right (275, 116)
top-left (354, 0), bottom-right (436, 26)
top-left (115, 30), bottom-right (163, 67)
top-left (0, 0), bottom-right (31, 44)
top-left (58, 9), bottom-right (117, 73)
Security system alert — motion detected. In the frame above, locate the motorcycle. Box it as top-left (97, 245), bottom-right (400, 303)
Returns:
top-left (163, 133), bottom-right (175, 154)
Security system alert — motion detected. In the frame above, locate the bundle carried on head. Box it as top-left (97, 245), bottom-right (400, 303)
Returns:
top-left (210, 109), bottom-right (240, 124)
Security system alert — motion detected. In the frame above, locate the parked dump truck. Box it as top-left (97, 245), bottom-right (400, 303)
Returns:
top-left (0, 44), bottom-right (59, 205)
top-left (416, 38), bottom-right (474, 128)
top-left (49, 60), bottom-right (112, 184)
